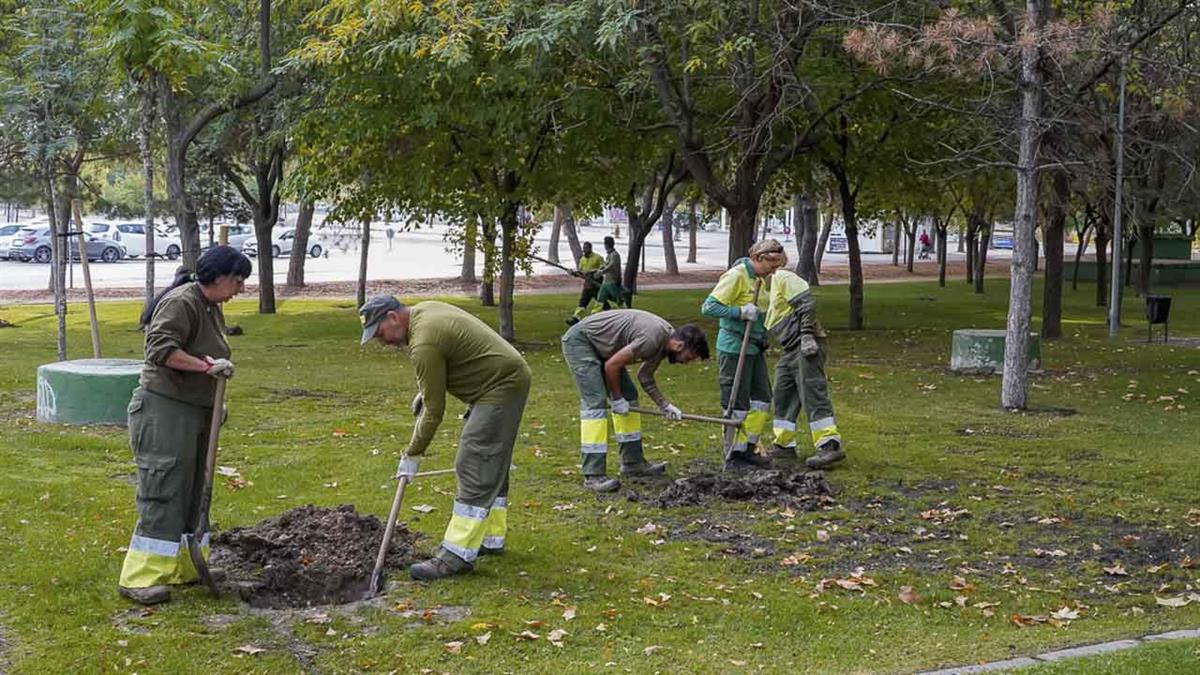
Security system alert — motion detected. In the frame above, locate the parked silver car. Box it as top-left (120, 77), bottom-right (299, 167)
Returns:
top-left (0, 223), bottom-right (23, 259)
top-left (10, 226), bottom-right (126, 263)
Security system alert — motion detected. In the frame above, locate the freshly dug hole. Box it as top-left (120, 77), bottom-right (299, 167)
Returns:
top-left (634, 469), bottom-right (835, 509)
top-left (211, 504), bottom-right (422, 608)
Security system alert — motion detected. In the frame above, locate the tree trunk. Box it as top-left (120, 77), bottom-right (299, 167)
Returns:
top-left (687, 200), bottom-right (698, 264)
top-left (623, 217), bottom-right (649, 295)
top-left (936, 224), bottom-right (948, 287)
top-left (139, 83), bottom-right (156, 309)
top-left (1071, 224), bottom-right (1090, 291)
top-left (905, 222), bottom-right (917, 273)
top-left (356, 220), bottom-right (370, 308)
top-left (1137, 224), bottom-right (1154, 296)
top-left (560, 203), bottom-right (582, 264)
top-left (965, 216), bottom-right (979, 284)
top-left (891, 221), bottom-right (901, 266)
top-left (548, 205), bottom-right (563, 264)
top-left (1041, 172), bottom-right (1068, 339)
top-left (45, 171), bottom-right (66, 360)
top-left (460, 217), bottom-right (477, 282)
top-left (727, 205), bottom-right (758, 266)
top-left (498, 203), bottom-right (518, 341)
top-left (662, 201), bottom-right (679, 275)
top-left (1001, 0), bottom-right (1046, 411)
top-left (1095, 229), bottom-right (1109, 307)
top-left (794, 192), bottom-right (818, 284)
top-left (254, 216), bottom-right (277, 313)
top-left (834, 180), bottom-right (864, 330)
top-left (162, 86), bottom-right (201, 271)
top-left (480, 216), bottom-right (496, 306)
top-left (286, 200), bottom-right (315, 287)
top-left (814, 212), bottom-right (832, 274)
top-left (974, 225), bottom-right (991, 294)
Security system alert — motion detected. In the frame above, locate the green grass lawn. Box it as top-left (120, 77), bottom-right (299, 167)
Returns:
top-left (0, 278), bottom-right (1197, 674)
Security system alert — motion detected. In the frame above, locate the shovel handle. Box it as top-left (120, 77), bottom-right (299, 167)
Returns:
top-left (722, 279), bottom-right (763, 456)
top-left (631, 406), bottom-right (743, 428)
top-left (369, 475), bottom-right (410, 597)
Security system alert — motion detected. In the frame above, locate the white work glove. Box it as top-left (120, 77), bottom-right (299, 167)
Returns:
top-left (204, 357), bottom-right (235, 379)
top-left (800, 334), bottom-right (820, 357)
top-left (395, 456), bottom-right (420, 480)
top-left (739, 304), bottom-right (759, 322)
top-left (411, 392), bottom-right (424, 416)
top-left (610, 397), bottom-right (630, 415)
top-left (662, 403), bottom-right (683, 421)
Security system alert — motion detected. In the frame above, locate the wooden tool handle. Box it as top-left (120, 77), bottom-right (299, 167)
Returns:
top-left (632, 406), bottom-right (743, 428)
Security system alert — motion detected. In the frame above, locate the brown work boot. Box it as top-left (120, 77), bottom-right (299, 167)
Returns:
top-left (583, 475), bottom-right (621, 493)
top-left (410, 556), bottom-right (472, 582)
top-left (118, 585), bottom-right (171, 606)
top-left (768, 444), bottom-right (798, 461)
top-left (620, 460), bottom-right (667, 477)
top-left (805, 441), bottom-right (846, 470)
top-left (723, 452), bottom-right (767, 473)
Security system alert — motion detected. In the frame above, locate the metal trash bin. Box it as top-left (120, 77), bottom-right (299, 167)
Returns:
top-left (1144, 295), bottom-right (1172, 342)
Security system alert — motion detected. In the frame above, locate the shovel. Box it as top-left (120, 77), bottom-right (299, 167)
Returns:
top-left (632, 406), bottom-right (743, 428)
top-left (366, 471), bottom-right (411, 598)
top-left (722, 278), bottom-right (764, 460)
top-left (183, 376), bottom-right (226, 597)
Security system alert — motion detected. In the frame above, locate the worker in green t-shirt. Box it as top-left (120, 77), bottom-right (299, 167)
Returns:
top-left (567, 241), bottom-right (605, 326)
top-left (596, 236), bottom-right (627, 310)
top-left (359, 296), bottom-right (532, 581)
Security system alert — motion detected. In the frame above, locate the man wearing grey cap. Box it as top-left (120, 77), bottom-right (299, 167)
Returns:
top-left (359, 295), bottom-right (532, 581)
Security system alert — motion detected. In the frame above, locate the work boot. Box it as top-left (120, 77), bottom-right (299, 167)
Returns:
top-left (478, 546), bottom-right (504, 557)
top-left (722, 452), bottom-right (762, 473)
top-left (805, 441), bottom-right (846, 470)
top-left (620, 460), bottom-right (667, 477)
top-left (583, 475), bottom-right (621, 493)
top-left (769, 444), bottom-right (798, 462)
top-left (118, 585), bottom-right (171, 606)
top-left (410, 557), bottom-right (471, 581)
top-left (741, 449), bottom-right (773, 468)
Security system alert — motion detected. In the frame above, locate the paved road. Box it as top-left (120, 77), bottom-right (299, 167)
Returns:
top-left (0, 221), bottom-right (1010, 291)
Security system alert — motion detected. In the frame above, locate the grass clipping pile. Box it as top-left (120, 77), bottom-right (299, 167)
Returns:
top-left (211, 504), bottom-right (422, 608)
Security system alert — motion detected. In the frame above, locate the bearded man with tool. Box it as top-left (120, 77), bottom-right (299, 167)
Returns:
top-left (561, 309), bottom-right (710, 492)
top-left (359, 295), bottom-right (531, 581)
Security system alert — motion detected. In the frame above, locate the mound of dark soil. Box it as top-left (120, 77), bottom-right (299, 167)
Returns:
top-left (637, 469), bottom-right (835, 510)
top-left (211, 504), bottom-right (422, 608)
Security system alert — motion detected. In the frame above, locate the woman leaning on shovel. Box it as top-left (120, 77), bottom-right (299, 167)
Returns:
top-left (700, 239), bottom-right (788, 472)
top-left (117, 246), bottom-right (251, 606)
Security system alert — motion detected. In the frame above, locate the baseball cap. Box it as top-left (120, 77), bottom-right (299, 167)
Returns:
top-left (359, 295), bottom-right (403, 344)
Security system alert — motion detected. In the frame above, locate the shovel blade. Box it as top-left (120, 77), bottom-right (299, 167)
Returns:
top-left (183, 533), bottom-right (220, 597)
top-left (366, 569), bottom-right (385, 599)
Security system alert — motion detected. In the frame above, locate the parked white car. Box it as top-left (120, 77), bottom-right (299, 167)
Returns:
top-left (86, 222), bottom-right (182, 259)
top-left (242, 228), bottom-right (323, 258)
top-left (202, 223), bottom-right (255, 250)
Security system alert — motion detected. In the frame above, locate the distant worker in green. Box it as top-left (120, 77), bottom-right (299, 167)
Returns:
top-left (567, 241), bottom-right (606, 326)
top-left (359, 296), bottom-right (531, 581)
top-left (764, 269), bottom-right (844, 469)
top-left (595, 236), bottom-right (626, 310)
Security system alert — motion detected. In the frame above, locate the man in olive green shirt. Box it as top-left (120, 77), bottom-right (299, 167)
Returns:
top-left (562, 309), bottom-right (710, 492)
top-left (360, 295), bottom-right (532, 581)
top-left (567, 241), bottom-right (605, 326)
top-left (596, 235), bottom-right (626, 309)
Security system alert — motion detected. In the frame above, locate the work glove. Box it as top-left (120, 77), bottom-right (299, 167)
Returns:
top-left (411, 392), bottom-right (424, 416)
top-left (661, 403), bottom-right (683, 421)
top-left (738, 304), bottom-right (759, 322)
top-left (204, 356), bottom-right (235, 379)
top-left (800, 334), bottom-right (820, 357)
top-left (395, 456), bottom-right (420, 480)
top-left (610, 397), bottom-right (630, 415)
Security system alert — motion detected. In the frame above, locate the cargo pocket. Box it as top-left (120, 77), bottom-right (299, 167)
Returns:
top-left (135, 454), bottom-right (177, 505)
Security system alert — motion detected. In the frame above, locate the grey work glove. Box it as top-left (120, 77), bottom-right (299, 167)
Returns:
top-left (610, 397), bottom-right (630, 415)
top-left (800, 334), bottom-right (820, 357)
top-left (411, 392), bottom-right (424, 416)
top-left (738, 304), bottom-right (759, 322)
top-left (204, 357), bottom-right (235, 379)
top-left (661, 403), bottom-right (683, 421)
top-left (395, 456), bottom-right (420, 480)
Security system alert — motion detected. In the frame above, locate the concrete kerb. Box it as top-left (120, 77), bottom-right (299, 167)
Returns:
top-left (917, 628), bottom-right (1200, 674)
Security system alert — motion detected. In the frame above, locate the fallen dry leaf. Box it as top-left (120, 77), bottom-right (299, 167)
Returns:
top-left (443, 641), bottom-right (464, 654)
top-left (524, 619), bottom-right (545, 628)
top-left (948, 576), bottom-right (975, 592)
top-left (1154, 594), bottom-right (1200, 608)
top-left (644, 645), bottom-right (663, 656)
top-left (636, 521), bottom-right (658, 535)
top-left (563, 606), bottom-right (577, 621)
top-left (898, 586), bottom-right (920, 605)
top-left (1103, 563), bottom-right (1129, 577)
top-left (780, 552), bottom-right (813, 567)
top-left (1010, 613), bottom-right (1049, 627)
top-left (1147, 563), bottom-right (1170, 574)
top-left (954, 595), bottom-right (969, 608)
top-left (1050, 607), bottom-right (1080, 620)
top-left (411, 504), bottom-right (436, 514)
top-left (233, 645), bottom-right (266, 656)
top-left (594, 623), bottom-right (608, 632)
top-left (512, 630), bottom-right (540, 641)
top-left (547, 629), bottom-right (568, 647)
top-left (475, 632), bottom-right (492, 645)
top-left (815, 529), bottom-right (830, 542)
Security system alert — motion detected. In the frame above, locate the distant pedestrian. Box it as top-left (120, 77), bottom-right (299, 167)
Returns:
top-left (386, 226), bottom-right (395, 251)
top-left (919, 231), bottom-right (933, 260)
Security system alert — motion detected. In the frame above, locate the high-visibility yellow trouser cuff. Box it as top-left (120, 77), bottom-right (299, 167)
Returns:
top-left (580, 410), bottom-right (608, 455)
top-left (730, 410), bottom-right (749, 452)
top-left (611, 410), bottom-right (641, 443)
top-left (442, 501), bottom-right (489, 563)
top-left (810, 417), bottom-right (841, 448)
top-left (482, 496), bottom-right (508, 550)
top-left (746, 401), bottom-right (772, 446)
top-left (119, 532), bottom-right (209, 588)
top-left (773, 419), bottom-right (797, 448)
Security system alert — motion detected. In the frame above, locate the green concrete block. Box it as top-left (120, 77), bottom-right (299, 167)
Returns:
top-left (950, 329), bottom-right (1041, 374)
top-left (36, 359), bottom-right (142, 425)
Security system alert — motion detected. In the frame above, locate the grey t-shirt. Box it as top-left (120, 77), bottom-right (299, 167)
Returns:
top-left (601, 249), bottom-right (622, 284)
top-left (578, 309), bottom-right (674, 407)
